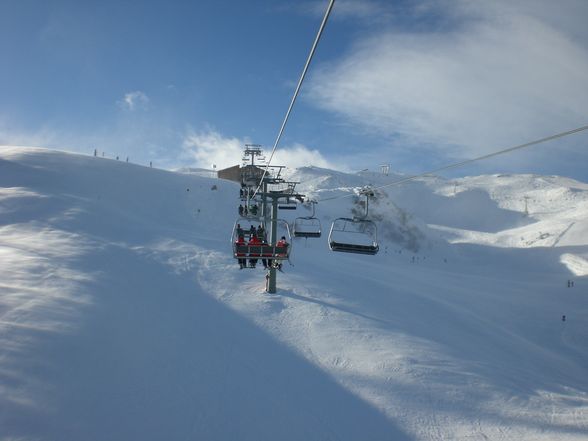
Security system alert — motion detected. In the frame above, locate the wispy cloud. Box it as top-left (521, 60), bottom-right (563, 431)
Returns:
top-left (181, 130), bottom-right (243, 170)
top-left (182, 129), bottom-right (344, 171)
top-left (0, 118), bottom-right (83, 152)
top-left (118, 91), bottom-right (150, 111)
top-left (299, 0), bottom-right (392, 23)
top-left (308, 0), bottom-right (588, 161)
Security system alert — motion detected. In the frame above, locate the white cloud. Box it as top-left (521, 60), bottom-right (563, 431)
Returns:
top-left (182, 130), bottom-right (244, 170)
top-left (182, 129), bottom-right (343, 171)
top-left (308, 0), bottom-right (588, 159)
top-left (118, 91), bottom-right (150, 111)
top-left (270, 142), bottom-right (345, 170)
top-left (302, 0), bottom-right (392, 23)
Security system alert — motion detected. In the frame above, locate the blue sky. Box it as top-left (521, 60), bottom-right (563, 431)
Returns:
top-left (2, 0), bottom-right (588, 181)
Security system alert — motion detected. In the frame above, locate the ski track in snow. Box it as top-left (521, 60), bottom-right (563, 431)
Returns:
top-left (1, 147), bottom-right (588, 440)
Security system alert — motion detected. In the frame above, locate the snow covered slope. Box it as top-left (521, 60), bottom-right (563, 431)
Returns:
top-left (1, 147), bottom-right (587, 440)
top-left (290, 166), bottom-right (588, 274)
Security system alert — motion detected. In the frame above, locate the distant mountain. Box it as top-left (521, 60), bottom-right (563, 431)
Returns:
top-left (286, 165), bottom-right (588, 264)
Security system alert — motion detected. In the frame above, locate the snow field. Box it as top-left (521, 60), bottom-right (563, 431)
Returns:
top-left (1, 147), bottom-right (587, 440)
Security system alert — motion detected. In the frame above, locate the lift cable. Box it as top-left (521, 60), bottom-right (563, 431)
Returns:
top-left (252, 0), bottom-right (335, 198)
top-left (316, 123), bottom-right (588, 202)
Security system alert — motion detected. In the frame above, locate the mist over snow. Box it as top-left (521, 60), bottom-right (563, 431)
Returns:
top-left (182, 130), bottom-right (344, 171)
top-left (1, 146), bottom-right (587, 440)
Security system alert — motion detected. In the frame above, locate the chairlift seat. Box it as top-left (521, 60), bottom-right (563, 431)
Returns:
top-left (329, 241), bottom-right (379, 255)
top-left (233, 244), bottom-right (290, 260)
top-left (232, 217), bottom-right (292, 261)
top-left (294, 231), bottom-right (322, 238)
top-left (293, 216), bottom-right (322, 238)
top-left (328, 217), bottom-right (379, 255)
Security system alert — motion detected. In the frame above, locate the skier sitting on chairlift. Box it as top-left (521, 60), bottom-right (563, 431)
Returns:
top-left (248, 235), bottom-right (261, 268)
top-left (236, 224), bottom-right (244, 239)
top-left (260, 236), bottom-right (270, 269)
top-left (277, 236), bottom-right (289, 251)
top-left (276, 236), bottom-right (289, 271)
top-left (235, 235), bottom-right (247, 269)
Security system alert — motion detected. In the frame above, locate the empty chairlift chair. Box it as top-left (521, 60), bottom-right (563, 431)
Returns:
top-left (328, 217), bottom-right (379, 255)
top-left (293, 201), bottom-right (321, 238)
top-left (328, 188), bottom-right (379, 255)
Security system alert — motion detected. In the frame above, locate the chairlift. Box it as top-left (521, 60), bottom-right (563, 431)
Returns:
top-left (328, 188), bottom-right (379, 255)
top-left (293, 201), bottom-right (321, 238)
top-left (232, 217), bottom-right (264, 240)
top-left (278, 198), bottom-right (297, 210)
top-left (328, 218), bottom-right (379, 255)
top-left (239, 185), bottom-right (258, 202)
top-left (231, 217), bottom-right (292, 262)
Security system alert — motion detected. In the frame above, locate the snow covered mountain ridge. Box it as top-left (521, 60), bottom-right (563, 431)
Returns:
top-left (1, 146), bottom-right (587, 440)
top-left (288, 165), bottom-right (588, 269)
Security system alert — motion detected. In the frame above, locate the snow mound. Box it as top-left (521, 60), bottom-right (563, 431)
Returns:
top-left (560, 253), bottom-right (588, 276)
